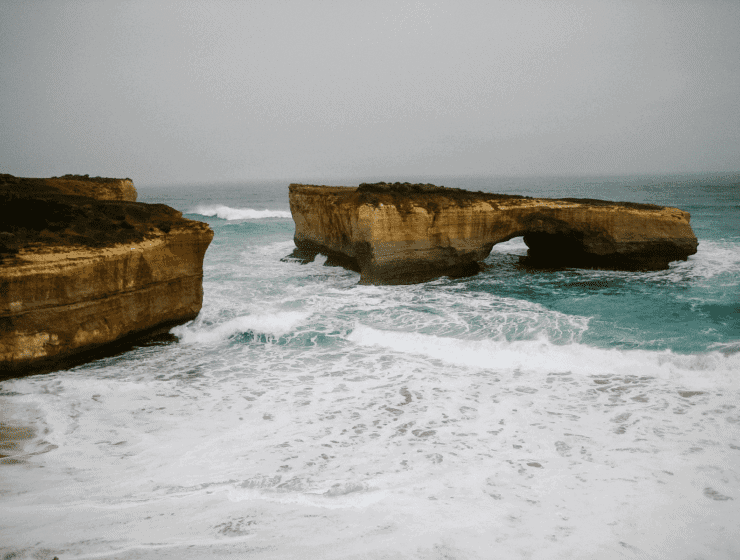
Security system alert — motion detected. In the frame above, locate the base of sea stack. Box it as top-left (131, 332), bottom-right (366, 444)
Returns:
top-left (359, 260), bottom-right (482, 285)
top-left (286, 238), bottom-right (483, 284)
top-left (520, 232), bottom-right (694, 271)
top-left (284, 239), bottom-right (363, 273)
top-left (0, 275), bottom-right (204, 380)
top-left (0, 320), bottom-right (184, 381)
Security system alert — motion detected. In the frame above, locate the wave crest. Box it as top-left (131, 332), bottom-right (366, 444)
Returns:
top-left (172, 312), bottom-right (309, 344)
top-left (190, 205), bottom-right (291, 220)
top-left (347, 324), bottom-right (740, 386)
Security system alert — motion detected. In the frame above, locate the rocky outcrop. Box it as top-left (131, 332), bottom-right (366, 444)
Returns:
top-left (0, 174), bottom-right (213, 376)
top-left (0, 173), bottom-right (138, 202)
top-left (289, 182), bottom-right (698, 284)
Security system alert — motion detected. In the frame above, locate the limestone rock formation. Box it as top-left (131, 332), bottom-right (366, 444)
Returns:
top-left (288, 182), bottom-right (698, 284)
top-left (0, 174), bottom-right (213, 376)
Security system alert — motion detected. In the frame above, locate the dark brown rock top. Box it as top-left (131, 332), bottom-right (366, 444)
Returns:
top-left (0, 174), bottom-right (206, 261)
top-left (356, 181), bottom-right (532, 198)
top-left (53, 173), bottom-right (133, 183)
top-left (297, 181), bottom-right (666, 212)
top-left (0, 173), bottom-right (137, 201)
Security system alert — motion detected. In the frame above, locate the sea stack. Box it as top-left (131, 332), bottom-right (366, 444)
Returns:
top-left (0, 174), bottom-right (214, 376)
top-left (288, 182), bottom-right (699, 284)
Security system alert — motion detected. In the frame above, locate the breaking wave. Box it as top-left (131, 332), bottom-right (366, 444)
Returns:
top-left (347, 323), bottom-right (740, 386)
top-left (190, 205), bottom-right (291, 220)
top-left (172, 312), bottom-right (310, 344)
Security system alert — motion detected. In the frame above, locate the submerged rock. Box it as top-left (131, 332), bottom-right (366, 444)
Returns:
top-left (288, 182), bottom-right (698, 284)
top-left (0, 174), bottom-right (214, 376)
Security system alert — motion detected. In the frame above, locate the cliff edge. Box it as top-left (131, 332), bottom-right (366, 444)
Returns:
top-left (0, 174), bottom-right (214, 377)
top-left (288, 182), bottom-right (698, 284)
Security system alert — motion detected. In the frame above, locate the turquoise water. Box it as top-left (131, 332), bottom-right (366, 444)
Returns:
top-left (1, 174), bottom-right (738, 559)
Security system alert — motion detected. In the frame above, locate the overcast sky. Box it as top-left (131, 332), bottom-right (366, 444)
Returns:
top-left (1, 1), bottom-right (739, 185)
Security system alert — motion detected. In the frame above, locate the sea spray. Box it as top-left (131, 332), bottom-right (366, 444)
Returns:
top-left (172, 311), bottom-right (311, 345)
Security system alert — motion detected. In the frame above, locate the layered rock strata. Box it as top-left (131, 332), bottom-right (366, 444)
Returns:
top-left (0, 174), bottom-right (213, 376)
top-left (289, 182), bottom-right (698, 284)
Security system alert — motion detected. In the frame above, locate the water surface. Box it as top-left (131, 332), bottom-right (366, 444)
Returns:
top-left (1, 174), bottom-right (738, 559)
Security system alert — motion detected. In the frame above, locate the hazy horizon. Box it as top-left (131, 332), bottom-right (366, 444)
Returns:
top-left (2, 1), bottom-right (739, 186)
top-left (135, 171), bottom-right (740, 191)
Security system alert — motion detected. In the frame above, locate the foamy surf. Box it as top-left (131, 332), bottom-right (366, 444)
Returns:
top-left (172, 311), bottom-right (310, 344)
top-left (190, 205), bottom-right (291, 220)
top-left (347, 323), bottom-right (740, 386)
top-left (227, 483), bottom-right (386, 509)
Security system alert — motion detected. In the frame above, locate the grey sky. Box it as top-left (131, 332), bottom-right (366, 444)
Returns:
top-left (2, 1), bottom-right (739, 185)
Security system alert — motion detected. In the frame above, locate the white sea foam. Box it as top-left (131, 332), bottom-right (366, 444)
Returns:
top-left (172, 311), bottom-right (310, 344)
top-left (686, 239), bottom-right (740, 279)
top-left (3, 321), bottom-right (739, 558)
top-left (191, 204), bottom-right (291, 220)
top-left (226, 485), bottom-right (386, 509)
top-left (347, 323), bottom-right (740, 386)
top-left (709, 339), bottom-right (740, 355)
top-left (624, 238), bottom-right (740, 284)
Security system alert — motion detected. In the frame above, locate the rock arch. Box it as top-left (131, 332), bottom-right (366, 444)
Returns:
top-left (288, 183), bottom-right (698, 284)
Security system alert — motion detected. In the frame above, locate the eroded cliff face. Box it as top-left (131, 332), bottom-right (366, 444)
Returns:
top-left (0, 174), bottom-right (213, 376)
top-left (289, 183), bottom-right (698, 284)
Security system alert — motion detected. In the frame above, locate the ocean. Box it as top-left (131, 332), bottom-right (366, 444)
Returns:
top-left (1, 174), bottom-right (739, 559)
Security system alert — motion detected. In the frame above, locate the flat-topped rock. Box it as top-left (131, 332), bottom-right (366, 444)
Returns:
top-left (288, 182), bottom-right (699, 284)
top-left (0, 174), bottom-right (213, 377)
top-left (0, 173), bottom-right (137, 202)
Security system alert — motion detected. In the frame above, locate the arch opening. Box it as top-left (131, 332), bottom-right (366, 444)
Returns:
top-left (521, 230), bottom-right (592, 268)
top-left (485, 232), bottom-right (592, 270)
top-left (489, 235), bottom-right (528, 257)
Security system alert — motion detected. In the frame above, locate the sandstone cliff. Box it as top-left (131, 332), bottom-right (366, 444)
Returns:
top-left (289, 182), bottom-right (698, 284)
top-left (0, 174), bottom-right (213, 376)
